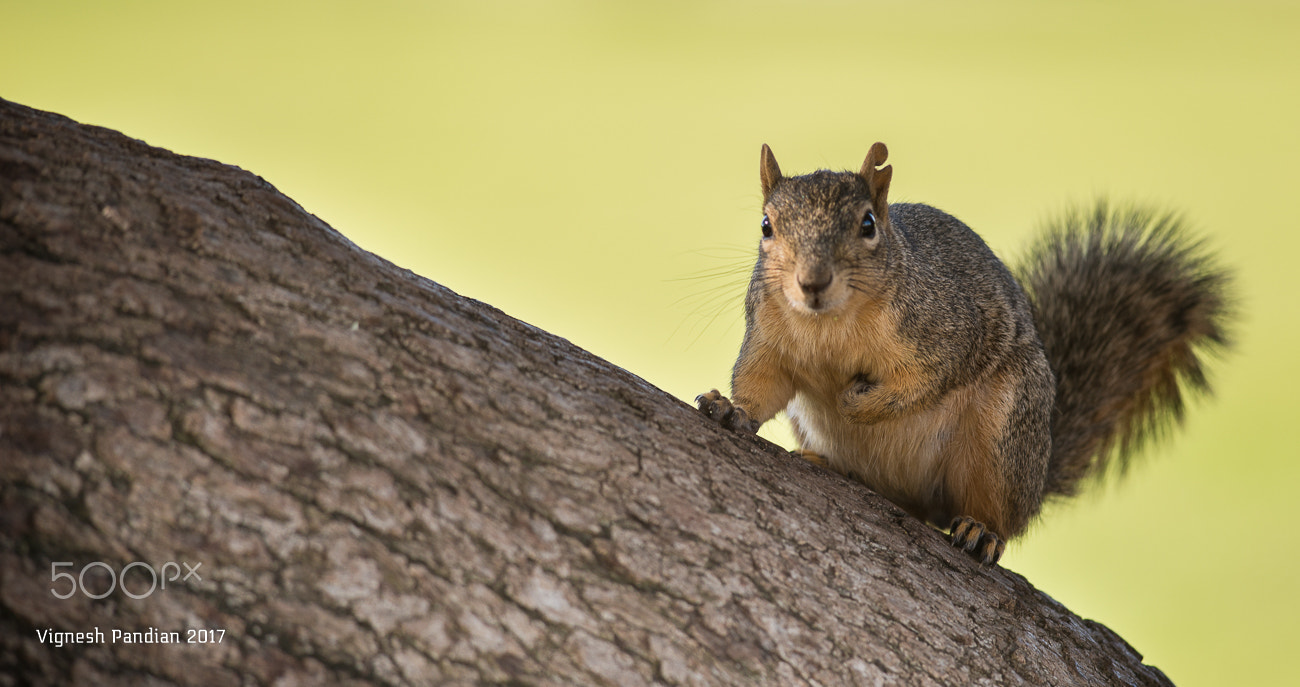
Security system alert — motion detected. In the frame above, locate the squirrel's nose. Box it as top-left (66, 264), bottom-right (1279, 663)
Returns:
top-left (798, 268), bottom-right (833, 295)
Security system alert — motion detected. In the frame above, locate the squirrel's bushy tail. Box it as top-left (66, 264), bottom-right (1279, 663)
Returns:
top-left (1016, 201), bottom-right (1233, 497)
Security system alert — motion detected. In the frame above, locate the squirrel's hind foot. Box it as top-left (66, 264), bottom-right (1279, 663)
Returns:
top-left (948, 516), bottom-right (1006, 566)
top-left (790, 448), bottom-right (829, 468)
top-left (695, 389), bottom-right (759, 434)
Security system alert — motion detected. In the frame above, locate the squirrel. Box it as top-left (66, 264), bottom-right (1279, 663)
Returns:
top-left (696, 142), bottom-right (1232, 565)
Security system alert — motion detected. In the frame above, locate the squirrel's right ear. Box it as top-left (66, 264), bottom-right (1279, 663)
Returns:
top-left (858, 142), bottom-right (892, 223)
top-left (760, 144), bottom-right (782, 198)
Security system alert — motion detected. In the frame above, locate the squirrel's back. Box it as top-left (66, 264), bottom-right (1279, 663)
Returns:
top-left (887, 203), bottom-right (1043, 390)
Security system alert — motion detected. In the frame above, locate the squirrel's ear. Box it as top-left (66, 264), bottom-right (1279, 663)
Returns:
top-left (760, 144), bottom-right (782, 198)
top-left (859, 142), bottom-right (892, 223)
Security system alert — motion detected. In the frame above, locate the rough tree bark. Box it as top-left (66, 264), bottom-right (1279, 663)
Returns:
top-left (0, 98), bottom-right (1171, 686)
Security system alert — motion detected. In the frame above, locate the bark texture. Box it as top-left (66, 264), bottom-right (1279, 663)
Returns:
top-left (0, 98), bottom-right (1172, 686)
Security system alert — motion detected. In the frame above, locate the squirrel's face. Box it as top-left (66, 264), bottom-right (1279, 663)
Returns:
top-left (759, 171), bottom-right (890, 316)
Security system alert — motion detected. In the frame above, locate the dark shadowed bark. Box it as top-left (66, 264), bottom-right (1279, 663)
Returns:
top-left (0, 99), bottom-right (1172, 686)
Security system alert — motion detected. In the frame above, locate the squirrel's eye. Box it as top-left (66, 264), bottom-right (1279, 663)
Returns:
top-left (761, 214), bottom-right (773, 238)
top-left (861, 211), bottom-right (877, 239)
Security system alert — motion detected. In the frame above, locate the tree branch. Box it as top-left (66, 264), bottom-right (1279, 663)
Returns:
top-left (0, 98), bottom-right (1171, 686)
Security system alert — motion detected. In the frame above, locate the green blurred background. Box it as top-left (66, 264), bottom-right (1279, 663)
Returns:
top-left (4, 0), bottom-right (1296, 682)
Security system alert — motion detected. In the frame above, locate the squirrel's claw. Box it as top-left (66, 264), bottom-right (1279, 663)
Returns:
top-left (695, 389), bottom-right (758, 434)
top-left (948, 516), bottom-right (1005, 566)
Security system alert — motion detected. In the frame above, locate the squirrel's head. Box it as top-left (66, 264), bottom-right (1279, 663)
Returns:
top-left (756, 143), bottom-right (894, 316)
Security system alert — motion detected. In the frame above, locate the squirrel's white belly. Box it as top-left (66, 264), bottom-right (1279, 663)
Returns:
top-left (786, 389), bottom-right (964, 519)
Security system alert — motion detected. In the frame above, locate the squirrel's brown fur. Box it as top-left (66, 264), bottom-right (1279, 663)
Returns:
top-left (698, 143), bottom-right (1232, 565)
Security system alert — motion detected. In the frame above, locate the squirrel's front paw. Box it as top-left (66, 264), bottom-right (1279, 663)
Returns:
top-left (837, 374), bottom-right (882, 421)
top-left (695, 389), bottom-right (758, 434)
top-left (948, 516), bottom-right (1006, 566)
